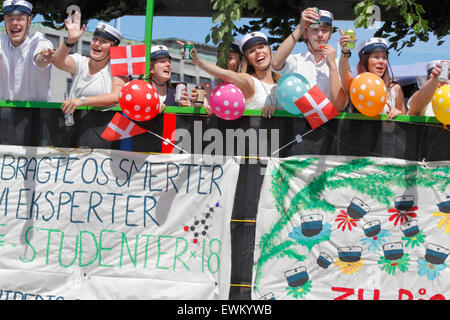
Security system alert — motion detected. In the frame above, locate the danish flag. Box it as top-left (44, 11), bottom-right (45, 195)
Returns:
top-left (295, 85), bottom-right (339, 129)
top-left (101, 112), bottom-right (147, 141)
top-left (110, 45), bottom-right (146, 77)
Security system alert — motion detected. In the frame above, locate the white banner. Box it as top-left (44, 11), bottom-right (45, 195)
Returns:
top-left (0, 145), bottom-right (239, 300)
top-left (253, 156), bottom-right (450, 300)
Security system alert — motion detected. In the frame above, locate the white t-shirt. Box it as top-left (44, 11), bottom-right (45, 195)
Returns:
top-left (272, 51), bottom-right (339, 100)
top-left (246, 76), bottom-right (280, 110)
top-left (407, 100), bottom-right (434, 117)
top-left (68, 53), bottom-right (112, 98)
top-left (380, 86), bottom-right (396, 115)
top-left (0, 32), bottom-right (53, 101)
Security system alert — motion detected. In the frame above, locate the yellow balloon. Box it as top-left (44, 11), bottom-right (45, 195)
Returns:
top-left (432, 84), bottom-right (450, 125)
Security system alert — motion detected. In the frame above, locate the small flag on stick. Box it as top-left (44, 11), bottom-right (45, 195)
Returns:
top-left (295, 85), bottom-right (339, 129)
top-left (110, 45), bottom-right (146, 77)
top-left (101, 112), bottom-right (147, 141)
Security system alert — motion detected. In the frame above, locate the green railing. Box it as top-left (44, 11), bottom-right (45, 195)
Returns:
top-left (0, 100), bottom-right (442, 125)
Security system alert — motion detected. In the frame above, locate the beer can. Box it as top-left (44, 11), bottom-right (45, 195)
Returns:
top-left (437, 60), bottom-right (449, 82)
top-left (183, 44), bottom-right (194, 61)
top-left (194, 85), bottom-right (205, 106)
top-left (314, 7), bottom-right (320, 23)
top-left (175, 83), bottom-right (187, 102)
top-left (344, 29), bottom-right (356, 50)
top-left (309, 7), bottom-right (320, 28)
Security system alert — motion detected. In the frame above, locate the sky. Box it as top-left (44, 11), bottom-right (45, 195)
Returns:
top-left (2, 13), bottom-right (449, 75)
top-left (94, 15), bottom-right (449, 74)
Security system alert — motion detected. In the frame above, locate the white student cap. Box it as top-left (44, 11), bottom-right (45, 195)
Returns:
top-left (239, 31), bottom-right (268, 53)
top-left (230, 40), bottom-right (241, 53)
top-left (94, 22), bottom-right (123, 45)
top-left (319, 10), bottom-right (333, 26)
top-left (2, 0), bottom-right (32, 15)
top-left (357, 37), bottom-right (388, 58)
top-left (218, 39), bottom-right (241, 53)
top-left (151, 45), bottom-right (171, 60)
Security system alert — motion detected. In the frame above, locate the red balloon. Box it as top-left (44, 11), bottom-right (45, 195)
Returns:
top-left (118, 80), bottom-right (160, 121)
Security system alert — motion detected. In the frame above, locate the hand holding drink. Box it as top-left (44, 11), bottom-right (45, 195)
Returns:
top-left (437, 61), bottom-right (449, 83)
top-left (63, 93), bottom-right (75, 127)
top-left (338, 27), bottom-right (358, 52)
top-left (344, 29), bottom-right (356, 50)
top-left (193, 86), bottom-right (205, 107)
top-left (310, 7), bottom-right (320, 28)
top-left (177, 40), bottom-right (196, 62)
top-left (183, 43), bottom-right (194, 61)
top-left (299, 7), bottom-right (320, 31)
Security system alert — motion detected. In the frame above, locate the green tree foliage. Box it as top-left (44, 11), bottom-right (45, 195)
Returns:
top-left (354, 1), bottom-right (448, 52)
top-left (211, 0), bottom-right (448, 64)
top-left (0, 1), bottom-right (447, 64)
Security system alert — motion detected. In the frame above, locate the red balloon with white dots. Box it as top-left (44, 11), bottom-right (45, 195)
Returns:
top-left (118, 80), bottom-right (160, 121)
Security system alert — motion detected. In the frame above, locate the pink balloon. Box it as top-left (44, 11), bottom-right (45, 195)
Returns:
top-left (118, 80), bottom-right (160, 121)
top-left (209, 83), bottom-right (245, 120)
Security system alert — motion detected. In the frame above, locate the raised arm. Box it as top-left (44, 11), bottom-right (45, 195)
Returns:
top-left (337, 28), bottom-right (355, 94)
top-left (182, 42), bottom-right (253, 98)
top-left (52, 11), bottom-right (86, 74)
top-left (272, 7), bottom-right (318, 71)
top-left (322, 43), bottom-right (347, 111)
top-left (407, 64), bottom-right (441, 115)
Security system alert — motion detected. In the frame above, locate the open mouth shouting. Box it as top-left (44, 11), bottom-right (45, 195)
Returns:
top-left (162, 67), bottom-right (171, 76)
top-left (255, 54), bottom-right (267, 65)
top-left (91, 47), bottom-right (103, 55)
top-left (8, 26), bottom-right (24, 41)
top-left (375, 66), bottom-right (386, 76)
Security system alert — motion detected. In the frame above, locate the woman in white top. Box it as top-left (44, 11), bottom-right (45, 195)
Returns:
top-left (407, 60), bottom-right (449, 116)
top-left (49, 11), bottom-right (128, 114)
top-left (185, 32), bottom-right (280, 118)
top-left (339, 35), bottom-right (406, 120)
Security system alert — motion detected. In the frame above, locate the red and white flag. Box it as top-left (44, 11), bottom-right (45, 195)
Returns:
top-left (101, 112), bottom-right (147, 141)
top-left (110, 45), bottom-right (146, 77)
top-left (295, 85), bottom-right (339, 129)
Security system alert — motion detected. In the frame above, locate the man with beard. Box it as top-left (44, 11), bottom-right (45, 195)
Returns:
top-left (271, 8), bottom-right (347, 111)
top-left (0, 0), bottom-right (53, 101)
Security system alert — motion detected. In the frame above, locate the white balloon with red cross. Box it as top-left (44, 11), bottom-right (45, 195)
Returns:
top-left (118, 80), bottom-right (160, 121)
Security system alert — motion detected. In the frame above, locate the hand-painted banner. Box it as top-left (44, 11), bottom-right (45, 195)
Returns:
top-left (253, 156), bottom-right (450, 300)
top-left (0, 145), bottom-right (239, 300)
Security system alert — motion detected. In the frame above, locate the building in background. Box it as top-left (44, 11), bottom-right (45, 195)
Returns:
top-left (0, 23), bottom-right (218, 102)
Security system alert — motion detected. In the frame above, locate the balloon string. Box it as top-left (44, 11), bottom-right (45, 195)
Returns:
top-left (144, 128), bottom-right (189, 154)
top-left (271, 129), bottom-right (314, 155)
top-left (271, 116), bottom-right (445, 161)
